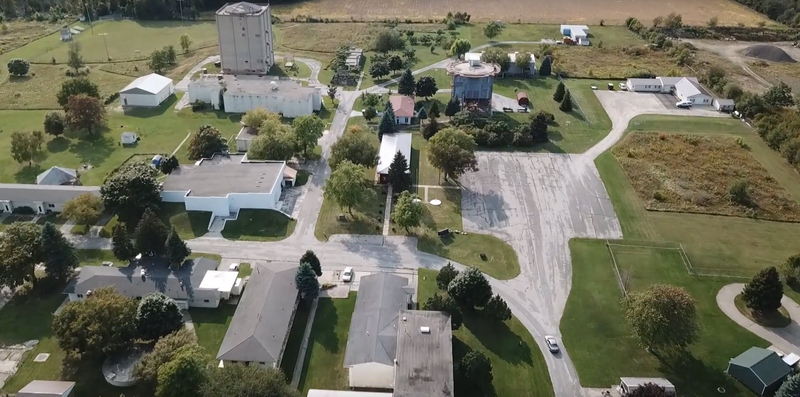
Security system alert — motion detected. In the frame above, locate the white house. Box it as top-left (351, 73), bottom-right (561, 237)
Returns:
top-left (674, 77), bottom-right (713, 104)
top-left (376, 132), bottom-right (412, 184)
top-left (625, 78), bottom-right (664, 92)
top-left (0, 184), bottom-right (99, 214)
top-left (161, 154), bottom-right (296, 218)
top-left (119, 73), bottom-right (174, 107)
top-left (389, 95), bottom-right (415, 125)
top-left (560, 25), bottom-right (590, 45)
top-left (188, 74), bottom-right (321, 118)
top-left (18, 380), bottom-right (76, 397)
top-left (626, 76), bottom-right (713, 104)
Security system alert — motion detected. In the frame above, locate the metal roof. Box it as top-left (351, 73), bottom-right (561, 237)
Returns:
top-left (216, 263), bottom-right (298, 365)
top-left (729, 347), bottom-right (792, 388)
top-left (376, 132), bottom-right (412, 175)
top-left (120, 73), bottom-right (173, 95)
top-left (343, 273), bottom-right (413, 367)
top-left (394, 310), bottom-right (454, 397)
top-left (17, 380), bottom-right (76, 397)
top-left (36, 167), bottom-right (77, 186)
top-left (0, 183), bottom-right (99, 203)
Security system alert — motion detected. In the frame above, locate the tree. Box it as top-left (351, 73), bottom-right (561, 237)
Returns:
top-left (481, 47), bottom-right (510, 71)
top-left (67, 42), bottom-right (84, 72)
top-left (165, 227), bottom-right (191, 268)
top-left (437, 263), bottom-right (459, 290)
top-left (101, 162), bottom-right (161, 222)
top-left (450, 38), bottom-right (472, 58)
top-left (300, 250), bottom-right (322, 276)
top-left (370, 61), bottom-right (390, 79)
top-left (428, 127), bottom-right (478, 181)
top-left (784, 254), bottom-right (800, 287)
top-left (415, 76), bottom-right (438, 99)
top-left (553, 81), bottom-right (566, 102)
top-left (484, 294), bottom-right (512, 322)
top-left (387, 151), bottom-right (411, 192)
top-left (723, 83), bottom-right (744, 101)
top-left (56, 78), bottom-right (99, 107)
top-left (398, 69), bottom-right (415, 96)
top-left (134, 208), bottom-right (169, 256)
top-left (159, 155), bottom-right (179, 175)
top-left (61, 193), bottom-right (103, 226)
top-left (112, 223), bottom-right (136, 261)
top-left (293, 115), bottom-right (325, 157)
top-left (483, 21), bottom-right (505, 39)
top-left (429, 101), bottom-right (441, 118)
top-left (328, 86), bottom-right (338, 103)
top-left (628, 383), bottom-right (668, 397)
top-left (743, 267), bottom-right (784, 313)
top-left (374, 29), bottom-right (405, 52)
top-left (776, 373), bottom-right (800, 397)
top-left (65, 94), bottom-right (106, 136)
top-left (295, 262), bottom-right (320, 301)
top-left (515, 52), bottom-right (532, 71)
top-left (149, 48), bottom-right (170, 74)
top-left (53, 288), bottom-right (137, 359)
top-left (201, 364), bottom-right (300, 397)
top-left (155, 345), bottom-right (208, 397)
top-left (7, 58), bottom-right (29, 76)
top-left (529, 111), bottom-right (550, 143)
top-left (762, 81), bottom-right (795, 108)
top-left (559, 90), bottom-right (573, 112)
top-left (444, 97), bottom-right (461, 118)
top-left (241, 108), bottom-right (278, 129)
top-left (135, 329), bottom-right (197, 387)
top-left (329, 131), bottom-right (378, 169)
top-left (0, 223), bottom-right (40, 289)
top-left (423, 116), bottom-right (440, 140)
top-left (187, 125), bottom-right (226, 160)
top-left (392, 191), bottom-right (422, 233)
top-left (448, 267), bottom-right (493, 309)
top-left (423, 293), bottom-right (463, 330)
top-left (729, 179), bottom-right (751, 206)
top-left (10, 130), bottom-right (44, 166)
top-left (137, 293), bottom-right (184, 341)
top-left (179, 33), bottom-right (192, 53)
top-left (363, 107), bottom-right (377, 121)
top-left (378, 108), bottom-right (395, 140)
top-left (539, 55), bottom-right (552, 77)
top-left (44, 111), bottom-right (65, 136)
top-left (458, 351), bottom-right (493, 394)
top-left (624, 284), bottom-right (698, 350)
top-left (248, 126), bottom-right (297, 160)
top-left (388, 55), bottom-right (405, 73)
top-left (324, 160), bottom-right (372, 215)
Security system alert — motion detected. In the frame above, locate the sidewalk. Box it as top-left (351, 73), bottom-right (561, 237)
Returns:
top-left (717, 283), bottom-right (800, 353)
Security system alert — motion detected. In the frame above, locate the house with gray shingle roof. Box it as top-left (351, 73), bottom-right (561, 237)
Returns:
top-left (36, 167), bottom-right (79, 186)
top-left (0, 183), bottom-right (99, 214)
top-left (727, 347), bottom-right (792, 396)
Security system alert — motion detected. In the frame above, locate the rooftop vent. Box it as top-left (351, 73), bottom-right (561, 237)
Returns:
top-left (420, 326), bottom-right (431, 334)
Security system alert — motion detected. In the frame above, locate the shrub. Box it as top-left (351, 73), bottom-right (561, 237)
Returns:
top-left (729, 179), bottom-right (751, 207)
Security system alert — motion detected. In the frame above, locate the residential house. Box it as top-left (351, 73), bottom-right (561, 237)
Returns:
top-left (618, 377), bottom-right (676, 396)
top-left (376, 132), bottom-right (412, 184)
top-left (188, 74), bottom-right (321, 117)
top-left (674, 77), bottom-right (713, 105)
top-left (119, 73), bottom-right (174, 108)
top-left (727, 347), bottom-right (792, 396)
top-left (59, 27), bottom-right (72, 42)
top-left (216, 2), bottom-right (275, 75)
top-left (18, 380), bottom-right (76, 397)
top-left (160, 154), bottom-right (296, 219)
top-left (507, 51), bottom-right (536, 76)
top-left (0, 184), bottom-right (100, 214)
top-left (216, 263), bottom-right (298, 367)
top-left (389, 95), bottom-right (415, 125)
top-left (394, 310), bottom-right (454, 397)
top-left (36, 167), bottom-right (78, 186)
top-left (625, 76), bottom-right (713, 105)
top-left (343, 273), bottom-right (414, 389)
top-left (560, 25), bottom-right (590, 45)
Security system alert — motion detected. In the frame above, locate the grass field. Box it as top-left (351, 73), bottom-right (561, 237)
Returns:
top-left (297, 294), bottom-right (357, 395)
top-left (562, 239), bottom-right (766, 395)
top-left (220, 209), bottom-right (296, 241)
top-left (191, 304), bottom-right (237, 355)
top-left (315, 186), bottom-right (385, 240)
top-left (158, 203), bottom-right (212, 239)
top-left (418, 269), bottom-right (553, 397)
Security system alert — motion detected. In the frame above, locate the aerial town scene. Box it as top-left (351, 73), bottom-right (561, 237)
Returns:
top-left (2, 0), bottom-right (800, 396)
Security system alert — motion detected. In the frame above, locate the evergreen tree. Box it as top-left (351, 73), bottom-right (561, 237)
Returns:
top-left (300, 250), bottom-right (322, 276)
top-left (135, 208), bottom-right (169, 256)
top-left (378, 109), bottom-right (395, 140)
top-left (397, 69), bottom-right (416, 96)
top-left (776, 373), bottom-right (800, 397)
top-left (423, 293), bottom-right (463, 330)
top-left (437, 263), bottom-right (459, 290)
top-left (448, 267), bottom-right (493, 309)
top-left (40, 222), bottom-right (78, 282)
top-left (387, 151), bottom-right (411, 193)
top-left (553, 81), bottom-right (566, 102)
top-left (445, 97), bottom-right (461, 118)
top-left (112, 224), bottom-right (136, 261)
top-left (429, 101), bottom-right (441, 118)
top-left (136, 293), bottom-right (183, 341)
top-left (539, 55), bottom-right (552, 76)
top-left (484, 294), bottom-right (512, 322)
top-left (559, 90), bottom-right (573, 112)
top-left (165, 227), bottom-right (191, 268)
top-left (423, 117), bottom-right (441, 140)
top-left (295, 262), bottom-right (320, 301)
top-left (743, 267), bottom-right (784, 313)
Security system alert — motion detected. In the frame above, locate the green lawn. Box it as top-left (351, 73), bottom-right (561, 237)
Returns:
top-left (220, 209), bottom-right (296, 241)
top-left (279, 300), bottom-right (313, 379)
top-left (315, 186), bottom-right (385, 241)
top-left (76, 249), bottom-right (119, 266)
top-left (297, 294), bottom-right (357, 395)
top-left (157, 203), bottom-right (212, 239)
top-left (237, 263), bottom-right (252, 278)
top-left (191, 304), bottom-right (237, 356)
top-left (418, 269), bottom-right (553, 397)
top-left (410, 131), bottom-right (457, 187)
top-left (562, 239), bottom-right (765, 395)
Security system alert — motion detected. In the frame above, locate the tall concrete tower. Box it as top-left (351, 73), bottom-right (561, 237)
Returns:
top-left (215, 2), bottom-right (275, 75)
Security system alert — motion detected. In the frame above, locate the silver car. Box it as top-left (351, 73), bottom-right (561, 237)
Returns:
top-left (545, 335), bottom-right (560, 353)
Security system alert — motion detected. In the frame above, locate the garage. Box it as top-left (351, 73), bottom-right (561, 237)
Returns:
top-left (119, 73), bottom-right (174, 108)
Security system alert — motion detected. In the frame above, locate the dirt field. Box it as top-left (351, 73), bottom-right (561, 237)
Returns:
top-left (271, 0), bottom-right (769, 26)
top-left (613, 133), bottom-right (800, 222)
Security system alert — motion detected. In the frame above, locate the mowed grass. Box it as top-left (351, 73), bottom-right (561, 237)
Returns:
top-left (221, 209), bottom-right (296, 241)
top-left (158, 202), bottom-right (212, 239)
top-left (418, 269), bottom-right (553, 397)
top-left (191, 304), bottom-right (237, 356)
top-left (315, 186), bottom-right (385, 240)
top-left (562, 239), bottom-right (765, 396)
top-left (297, 294), bottom-right (357, 395)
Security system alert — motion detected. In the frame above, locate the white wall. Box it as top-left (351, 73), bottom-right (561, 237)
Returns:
top-left (184, 196), bottom-right (232, 217)
top-left (188, 83), bottom-right (222, 109)
top-left (161, 190), bottom-right (189, 203)
top-left (217, 8), bottom-right (274, 74)
top-left (223, 90), bottom-right (318, 117)
top-left (189, 288), bottom-right (220, 308)
top-left (120, 84), bottom-right (173, 107)
top-left (348, 363), bottom-right (395, 389)
top-left (182, 191), bottom-right (282, 217)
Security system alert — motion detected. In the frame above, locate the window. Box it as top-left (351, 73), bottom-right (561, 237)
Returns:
top-left (77, 294), bottom-right (83, 298)
top-left (48, 203), bottom-right (55, 208)
top-left (203, 299), bottom-right (210, 303)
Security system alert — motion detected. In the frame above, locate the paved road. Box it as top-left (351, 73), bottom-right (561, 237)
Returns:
top-left (717, 283), bottom-right (800, 354)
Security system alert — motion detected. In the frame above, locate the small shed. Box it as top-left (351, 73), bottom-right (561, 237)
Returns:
top-left (619, 377), bottom-right (676, 396)
top-left (120, 132), bottom-right (138, 145)
top-left (151, 155), bottom-right (164, 168)
top-left (713, 98), bottom-right (735, 112)
top-left (727, 347), bottom-right (792, 396)
top-left (60, 27), bottom-right (72, 42)
top-left (517, 91), bottom-right (530, 107)
top-left (18, 380), bottom-right (76, 397)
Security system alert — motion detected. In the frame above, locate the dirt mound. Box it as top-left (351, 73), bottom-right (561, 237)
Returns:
top-left (743, 44), bottom-right (796, 63)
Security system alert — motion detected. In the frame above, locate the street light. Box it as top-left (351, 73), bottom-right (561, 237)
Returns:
top-left (98, 33), bottom-right (110, 61)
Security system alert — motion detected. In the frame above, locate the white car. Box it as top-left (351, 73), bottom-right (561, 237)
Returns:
top-left (619, 82), bottom-right (628, 91)
top-left (229, 263), bottom-right (240, 271)
top-left (544, 335), bottom-right (560, 353)
top-left (676, 100), bottom-right (693, 109)
top-left (341, 267), bottom-right (354, 282)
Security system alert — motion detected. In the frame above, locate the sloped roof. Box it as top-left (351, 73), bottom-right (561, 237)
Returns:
top-left (729, 347), bottom-right (792, 388)
top-left (216, 263), bottom-right (298, 365)
top-left (376, 132), bottom-right (412, 175)
top-left (36, 166), bottom-right (77, 185)
top-left (394, 310), bottom-right (454, 397)
top-left (343, 273), bottom-right (413, 367)
top-left (120, 73), bottom-right (173, 95)
top-left (390, 95), bottom-right (415, 118)
top-left (0, 183), bottom-right (99, 203)
top-left (18, 380), bottom-right (76, 397)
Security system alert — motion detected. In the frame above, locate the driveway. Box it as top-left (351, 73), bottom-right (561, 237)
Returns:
top-left (718, 283), bottom-right (800, 354)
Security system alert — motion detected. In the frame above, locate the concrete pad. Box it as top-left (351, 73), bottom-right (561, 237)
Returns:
top-left (33, 353), bottom-right (50, 362)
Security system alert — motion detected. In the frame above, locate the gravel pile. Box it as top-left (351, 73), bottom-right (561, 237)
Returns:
top-left (743, 44), bottom-right (796, 63)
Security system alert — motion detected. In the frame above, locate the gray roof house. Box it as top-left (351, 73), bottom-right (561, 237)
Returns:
top-left (727, 347), bottom-right (792, 396)
top-left (343, 273), bottom-right (414, 389)
top-left (395, 310), bottom-right (454, 397)
top-left (0, 183), bottom-right (100, 214)
top-left (36, 167), bottom-right (78, 186)
top-left (17, 380), bottom-right (76, 397)
top-left (216, 263), bottom-right (298, 367)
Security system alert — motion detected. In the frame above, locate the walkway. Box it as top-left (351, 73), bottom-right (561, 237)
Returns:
top-left (717, 283), bottom-right (800, 354)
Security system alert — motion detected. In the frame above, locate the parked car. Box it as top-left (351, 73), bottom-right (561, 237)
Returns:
top-left (607, 83), bottom-right (614, 91)
top-left (619, 82), bottom-right (627, 91)
top-left (545, 335), bottom-right (560, 353)
top-left (502, 107), bottom-right (514, 113)
top-left (229, 263), bottom-right (240, 271)
top-left (676, 100), bottom-right (693, 109)
top-left (341, 266), bottom-right (354, 282)
top-left (517, 107), bottom-right (529, 113)
top-left (590, 85), bottom-right (598, 90)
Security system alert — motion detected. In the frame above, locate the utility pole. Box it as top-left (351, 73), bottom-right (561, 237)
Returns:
top-left (99, 33), bottom-right (110, 61)
top-left (82, 0), bottom-right (93, 34)
top-left (177, 0), bottom-right (184, 20)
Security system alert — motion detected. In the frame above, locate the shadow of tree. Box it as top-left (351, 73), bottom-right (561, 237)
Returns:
top-left (656, 350), bottom-right (744, 396)
top-left (462, 311), bottom-right (532, 366)
top-left (14, 164), bottom-right (44, 183)
top-left (69, 135), bottom-right (115, 166)
top-left (47, 136), bottom-right (70, 153)
top-left (452, 336), bottom-right (499, 397)
top-left (313, 298), bottom-right (341, 353)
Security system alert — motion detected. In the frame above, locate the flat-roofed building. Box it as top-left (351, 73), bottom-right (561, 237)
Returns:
top-left (188, 74), bottom-right (321, 117)
top-left (394, 310), bottom-right (454, 397)
top-left (216, 2), bottom-right (275, 75)
top-left (0, 184), bottom-right (99, 214)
